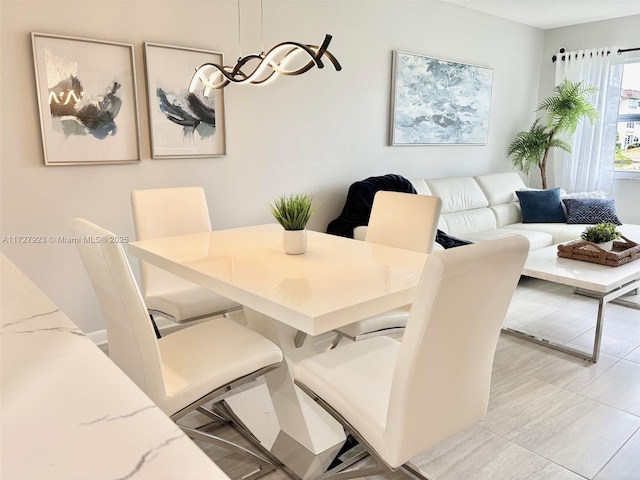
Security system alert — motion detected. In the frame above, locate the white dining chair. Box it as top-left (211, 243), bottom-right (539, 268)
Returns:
top-left (328, 191), bottom-right (442, 348)
top-left (293, 235), bottom-right (529, 479)
top-left (131, 187), bottom-right (240, 328)
top-left (72, 218), bottom-right (283, 480)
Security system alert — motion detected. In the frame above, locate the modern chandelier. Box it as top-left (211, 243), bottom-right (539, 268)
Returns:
top-left (188, 1), bottom-right (341, 92)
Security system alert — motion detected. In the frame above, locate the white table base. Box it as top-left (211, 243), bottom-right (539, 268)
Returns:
top-left (223, 307), bottom-right (350, 479)
top-left (222, 383), bottom-right (349, 479)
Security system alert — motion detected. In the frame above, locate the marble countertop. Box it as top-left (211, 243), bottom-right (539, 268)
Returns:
top-left (0, 253), bottom-right (230, 479)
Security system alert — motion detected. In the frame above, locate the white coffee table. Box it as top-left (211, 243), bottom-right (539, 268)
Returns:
top-left (503, 229), bottom-right (640, 363)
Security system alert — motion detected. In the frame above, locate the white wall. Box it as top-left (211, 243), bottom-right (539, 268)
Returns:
top-left (0, 0), bottom-right (566, 335)
top-left (539, 15), bottom-right (640, 224)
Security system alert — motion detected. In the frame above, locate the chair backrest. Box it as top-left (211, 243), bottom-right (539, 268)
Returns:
top-left (131, 187), bottom-right (212, 296)
top-left (72, 218), bottom-right (166, 404)
top-left (131, 187), bottom-right (212, 238)
top-left (365, 191), bottom-right (442, 253)
top-left (384, 235), bottom-right (529, 466)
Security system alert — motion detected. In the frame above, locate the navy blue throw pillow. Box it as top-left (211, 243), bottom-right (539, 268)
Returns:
top-left (515, 188), bottom-right (566, 223)
top-left (562, 198), bottom-right (622, 225)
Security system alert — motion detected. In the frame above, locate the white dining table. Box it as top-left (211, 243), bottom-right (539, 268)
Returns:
top-left (128, 224), bottom-right (427, 478)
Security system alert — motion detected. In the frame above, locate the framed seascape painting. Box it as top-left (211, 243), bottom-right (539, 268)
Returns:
top-left (390, 51), bottom-right (494, 146)
top-left (144, 42), bottom-right (226, 159)
top-left (31, 33), bottom-right (141, 165)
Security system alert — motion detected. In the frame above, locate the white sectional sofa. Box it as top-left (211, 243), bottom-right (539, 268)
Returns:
top-left (353, 172), bottom-right (628, 251)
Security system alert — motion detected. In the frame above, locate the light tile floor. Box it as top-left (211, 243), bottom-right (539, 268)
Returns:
top-left (194, 276), bottom-right (640, 480)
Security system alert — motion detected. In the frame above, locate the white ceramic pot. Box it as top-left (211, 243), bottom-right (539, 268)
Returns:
top-left (585, 240), bottom-right (614, 252)
top-left (283, 229), bottom-right (307, 255)
top-left (597, 240), bottom-right (614, 251)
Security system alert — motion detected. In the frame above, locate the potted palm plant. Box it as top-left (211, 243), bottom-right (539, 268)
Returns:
top-left (270, 193), bottom-right (318, 254)
top-left (508, 79), bottom-right (599, 189)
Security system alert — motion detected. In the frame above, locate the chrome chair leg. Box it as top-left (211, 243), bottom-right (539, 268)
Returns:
top-left (180, 426), bottom-right (277, 480)
top-left (321, 463), bottom-right (388, 480)
top-left (401, 462), bottom-right (433, 480)
top-left (196, 405), bottom-right (229, 427)
top-left (327, 332), bottom-right (344, 350)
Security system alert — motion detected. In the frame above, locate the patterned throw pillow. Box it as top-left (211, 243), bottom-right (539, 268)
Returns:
top-left (562, 198), bottom-right (622, 225)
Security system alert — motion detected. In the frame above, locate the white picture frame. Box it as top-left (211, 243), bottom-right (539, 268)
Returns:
top-left (32, 32), bottom-right (141, 165)
top-left (390, 50), bottom-right (494, 146)
top-left (144, 42), bottom-right (227, 159)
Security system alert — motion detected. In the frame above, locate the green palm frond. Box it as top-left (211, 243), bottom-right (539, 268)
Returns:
top-left (508, 79), bottom-right (599, 188)
top-left (547, 137), bottom-right (572, 153)
top-left (507, 119), bottom-right (550, 175)
top-left (538, 79), bottom-right (599, 134)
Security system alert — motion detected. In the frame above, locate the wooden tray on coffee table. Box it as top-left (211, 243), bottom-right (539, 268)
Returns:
top-left (557, 235), bottom-right (640, 267)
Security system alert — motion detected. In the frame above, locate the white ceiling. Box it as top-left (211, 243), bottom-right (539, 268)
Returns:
top-left (437, 0), bottom-right (640, 30)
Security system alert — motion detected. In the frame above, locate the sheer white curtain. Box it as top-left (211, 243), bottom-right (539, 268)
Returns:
top-left (553, 47), bottom-right (623, 195)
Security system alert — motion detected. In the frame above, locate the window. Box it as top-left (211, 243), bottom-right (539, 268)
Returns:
top-left (614, 61), bottom-right (640, 175)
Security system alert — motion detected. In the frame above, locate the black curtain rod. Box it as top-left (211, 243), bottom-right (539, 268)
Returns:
top-left (552, 46), bottom-right (640, 63)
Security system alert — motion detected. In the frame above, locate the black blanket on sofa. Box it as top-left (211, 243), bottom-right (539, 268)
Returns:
top-left (326, 174), bottom-right (416, 238)
top-left (326, 174), bottom-right (472, 249)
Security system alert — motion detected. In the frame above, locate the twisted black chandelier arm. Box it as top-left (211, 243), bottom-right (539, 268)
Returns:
top-left (189, 34), bottom-right (342, 91)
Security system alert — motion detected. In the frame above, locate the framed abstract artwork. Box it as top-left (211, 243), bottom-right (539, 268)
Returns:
top-left (31, 33), bottom-right (141, 165)
top-left (390, 51), bottom-right (494, 146)
top-left (143, 42), bottom-right (226, 159)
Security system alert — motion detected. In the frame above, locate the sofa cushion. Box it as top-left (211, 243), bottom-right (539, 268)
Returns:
top-left (562, 198), bottom-right (622, 225)
top-left (462, 228), bottom-right (552, 250)
top-left (408, 178), bottom-right (433, 196)
top-left (490, 202), bottom-right (523, 228)
top-left (475, 172), bottom-right (526, 206)
top-left (475, 173), bottom-right (526, 227)
top-left (516, 188), bottom-right (566, 223)
top-left (441, 209), bottom-right (496, 236)
top-left (426, 177), bottom-right (488, 213)
top-left (507, 222), bottom-right (586, 245)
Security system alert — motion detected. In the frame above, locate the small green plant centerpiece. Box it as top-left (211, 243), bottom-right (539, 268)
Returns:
top-left (270, 193), bottom-right (318, 254)
top-left (581, 222), bottom-right (621, 251)
top-left (270, 193), bottom-right (317, 231)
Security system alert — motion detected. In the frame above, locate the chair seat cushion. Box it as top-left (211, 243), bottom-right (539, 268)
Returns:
top-left (336, 306), bottom-right (410, 339)
top-left (146, 286), bottom-right (239, 322)
top-left (293, 336), bottom-right (400, 457)
top-left (158, 317), bottom-right (282, 415)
